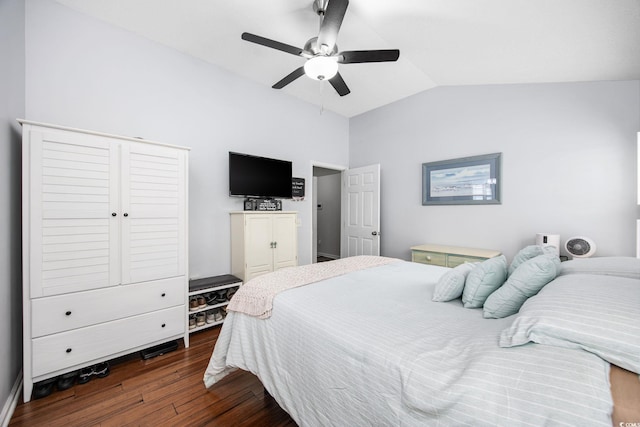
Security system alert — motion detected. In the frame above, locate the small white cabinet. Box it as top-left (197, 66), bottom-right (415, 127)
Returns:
top-left (230, 211), bottom-right (298, 281)
top-left (21, 120), bottom-right (189, 402)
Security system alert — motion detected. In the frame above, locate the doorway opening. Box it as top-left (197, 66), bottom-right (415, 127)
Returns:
top-left (312, 163), bottom-right (344, 263)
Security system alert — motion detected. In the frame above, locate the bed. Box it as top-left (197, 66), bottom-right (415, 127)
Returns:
top-left (204, 253), bottom-right (640, 426)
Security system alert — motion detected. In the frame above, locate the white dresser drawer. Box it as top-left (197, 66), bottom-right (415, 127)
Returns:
top-left (32, 305), bottom-right (184, 377)
top-left (31, 276), bottom-right (185, 338)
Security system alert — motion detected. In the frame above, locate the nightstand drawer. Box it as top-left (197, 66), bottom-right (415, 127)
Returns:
top-left (411, 244), bottom-right (501, 268)
top-left (412, 251), bottom-right (447, 266)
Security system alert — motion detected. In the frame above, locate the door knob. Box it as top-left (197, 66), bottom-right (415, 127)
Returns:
top-left (371, 231), bottom-right (379, 236)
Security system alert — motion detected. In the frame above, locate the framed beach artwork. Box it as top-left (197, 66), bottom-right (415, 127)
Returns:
top-left (422, 153), bottom-right (501, 205)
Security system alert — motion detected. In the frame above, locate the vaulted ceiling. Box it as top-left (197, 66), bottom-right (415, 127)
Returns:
top-left (56, 0), bottom-right (640, 117)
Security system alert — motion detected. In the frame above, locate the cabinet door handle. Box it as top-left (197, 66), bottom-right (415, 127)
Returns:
top-left (111, 212), bottom-right (117, 217)
top-left (66, 348), bottom-right (72, 353)
top-left (161, 323), bottom-right (166, 328)
top-left (123, 213), bottom-right (129, 217)
top-left (161, 293), bottom-right (166, 297)
top-left (273, 241), bottom-right (277, 248)
top-left (65, 311), bottom-right (72, 316)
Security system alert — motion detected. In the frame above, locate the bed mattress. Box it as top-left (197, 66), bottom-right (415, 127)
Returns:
top-left (205, 260), bottom-right (613, 426)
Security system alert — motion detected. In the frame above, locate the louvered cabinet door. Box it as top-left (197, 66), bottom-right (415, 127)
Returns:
top-left (120, 142), bottom-right (187, 285)
top-left (27, 129), bottom-right (120, 297)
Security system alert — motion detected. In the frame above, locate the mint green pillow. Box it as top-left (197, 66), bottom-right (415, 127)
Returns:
top-left (432, 262), bottom-right (477, 302)
top-left (483, 253), bottom-right (560, 318)
top-left (509, 245), bottom-right (557, 276)
top-left (462, 255), bottom-right (507, 308)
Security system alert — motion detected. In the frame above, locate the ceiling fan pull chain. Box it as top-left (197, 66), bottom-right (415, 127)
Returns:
top-left (319, 80), bottom-right (325, 115)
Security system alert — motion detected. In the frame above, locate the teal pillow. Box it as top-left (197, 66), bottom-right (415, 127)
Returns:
top-left (483, 253), bottom-right (560, 318)
top-left (432, 262), bottom-right (477, 302)
top-left (462, 255), bottom-right (507, 308)
top-left (509, 245), bottom-right (557, 276)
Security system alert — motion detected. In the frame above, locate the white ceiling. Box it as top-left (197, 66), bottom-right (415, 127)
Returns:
top-left (56, 0), bottom-right (640, 118)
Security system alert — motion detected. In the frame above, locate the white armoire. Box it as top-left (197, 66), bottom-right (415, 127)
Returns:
top-left (230, 211), bottom-right (298, 281)
top-left (21, 120), bottom-right (189, 402)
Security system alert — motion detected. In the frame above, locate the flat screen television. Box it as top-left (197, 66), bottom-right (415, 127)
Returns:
top-left (229, 152), bottom-right (293, 198)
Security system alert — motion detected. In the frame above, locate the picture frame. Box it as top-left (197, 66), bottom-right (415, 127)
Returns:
top-left (422, 153), bottom-right (501, 205)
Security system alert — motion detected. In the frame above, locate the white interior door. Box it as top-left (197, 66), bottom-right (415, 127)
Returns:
top-left (341, 164), bottom-right (380, 257)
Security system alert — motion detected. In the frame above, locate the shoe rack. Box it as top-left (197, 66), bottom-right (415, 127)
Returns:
top-left (187, 274), bottom-right (242, 338)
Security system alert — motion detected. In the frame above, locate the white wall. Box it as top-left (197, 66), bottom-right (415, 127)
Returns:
top-left (24, 0), bottom-right (349, 278)
top-left (0, 0), bottom-right (25, 417)
top-left (350, 81), bottom-right (640, 261)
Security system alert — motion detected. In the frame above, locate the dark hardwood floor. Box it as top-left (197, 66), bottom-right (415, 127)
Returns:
top-left (10, 327), bottom-right (297, 426)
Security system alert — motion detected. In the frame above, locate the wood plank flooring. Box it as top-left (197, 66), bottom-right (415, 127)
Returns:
top-left (10, 327), bottom-right (297, 426)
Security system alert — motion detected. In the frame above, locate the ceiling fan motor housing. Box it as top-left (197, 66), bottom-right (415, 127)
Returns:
top-left (240, 0), bottom-right (398, 96)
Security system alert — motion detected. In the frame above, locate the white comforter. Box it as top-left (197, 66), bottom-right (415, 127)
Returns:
top-left (204, 261), bottom-right (612, 426)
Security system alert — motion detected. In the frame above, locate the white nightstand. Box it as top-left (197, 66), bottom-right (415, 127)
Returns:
top-left (411, 244), bottom-right (501, 267)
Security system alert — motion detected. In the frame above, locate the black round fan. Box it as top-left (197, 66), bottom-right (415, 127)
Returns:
top-left (241, 0), bottom-right (400, 96)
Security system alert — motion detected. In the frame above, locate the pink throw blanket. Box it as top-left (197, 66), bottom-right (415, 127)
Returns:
top-left (227, 256), bottom-right (400, 319)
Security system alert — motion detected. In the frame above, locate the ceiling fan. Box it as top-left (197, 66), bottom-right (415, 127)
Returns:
top-left (241, 0), bottom-right (400, 97)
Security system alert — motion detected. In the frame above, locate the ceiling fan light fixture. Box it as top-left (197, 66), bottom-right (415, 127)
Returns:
top-left (304, 56), bottom-right (338, 81)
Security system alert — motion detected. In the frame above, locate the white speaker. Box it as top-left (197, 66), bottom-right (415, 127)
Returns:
top-left (535, 233), bottom-right (560, 255)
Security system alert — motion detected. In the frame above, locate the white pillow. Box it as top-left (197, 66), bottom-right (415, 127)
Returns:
top-left (499, 274), bottom-right (640, 374)
top-left (432, 262), bottom-right (477, 302)
top-left (462, 255), bottom-right (507, 308)
top-left (559, 257), bottom-right (640, 280)
top-left (483, 253), bottom-right (560, 318)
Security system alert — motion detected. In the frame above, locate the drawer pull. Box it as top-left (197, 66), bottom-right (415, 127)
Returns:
top-left (426, 256), bottom-right (431, 261)
top-left (65, 311), bottom-right (72, 316)
top-left (161, 293), bottom-right (166, 297)
top-left (161, 323), bottom-right (166, 328)
top-left (66, 348), bottom-right (72, 353)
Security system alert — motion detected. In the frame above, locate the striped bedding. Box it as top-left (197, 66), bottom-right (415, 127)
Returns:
top-left (204, 260), bottom-right (613, 426)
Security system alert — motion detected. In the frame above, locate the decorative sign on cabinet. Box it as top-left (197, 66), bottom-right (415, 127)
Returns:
top-left (20, 120), bottom-right (189, 402)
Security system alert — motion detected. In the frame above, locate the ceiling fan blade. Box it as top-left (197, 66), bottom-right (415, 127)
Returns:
top-left (338, 49), bottom-right (400, 64)
top-left (317, 0), bottom-right (349, 53)
top-left (272, 67), bottom-right (306, 89)
top-left (241, 32), bottom-right (304, 57)
top-left (329, 72), bottom-right (350, 97)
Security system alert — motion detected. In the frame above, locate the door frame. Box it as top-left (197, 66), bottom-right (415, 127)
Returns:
top-left (310, 161), bottom-right (346, 263)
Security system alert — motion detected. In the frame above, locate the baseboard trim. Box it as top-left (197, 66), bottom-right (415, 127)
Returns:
top-left (0, 371), bottom-right (22, 427)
